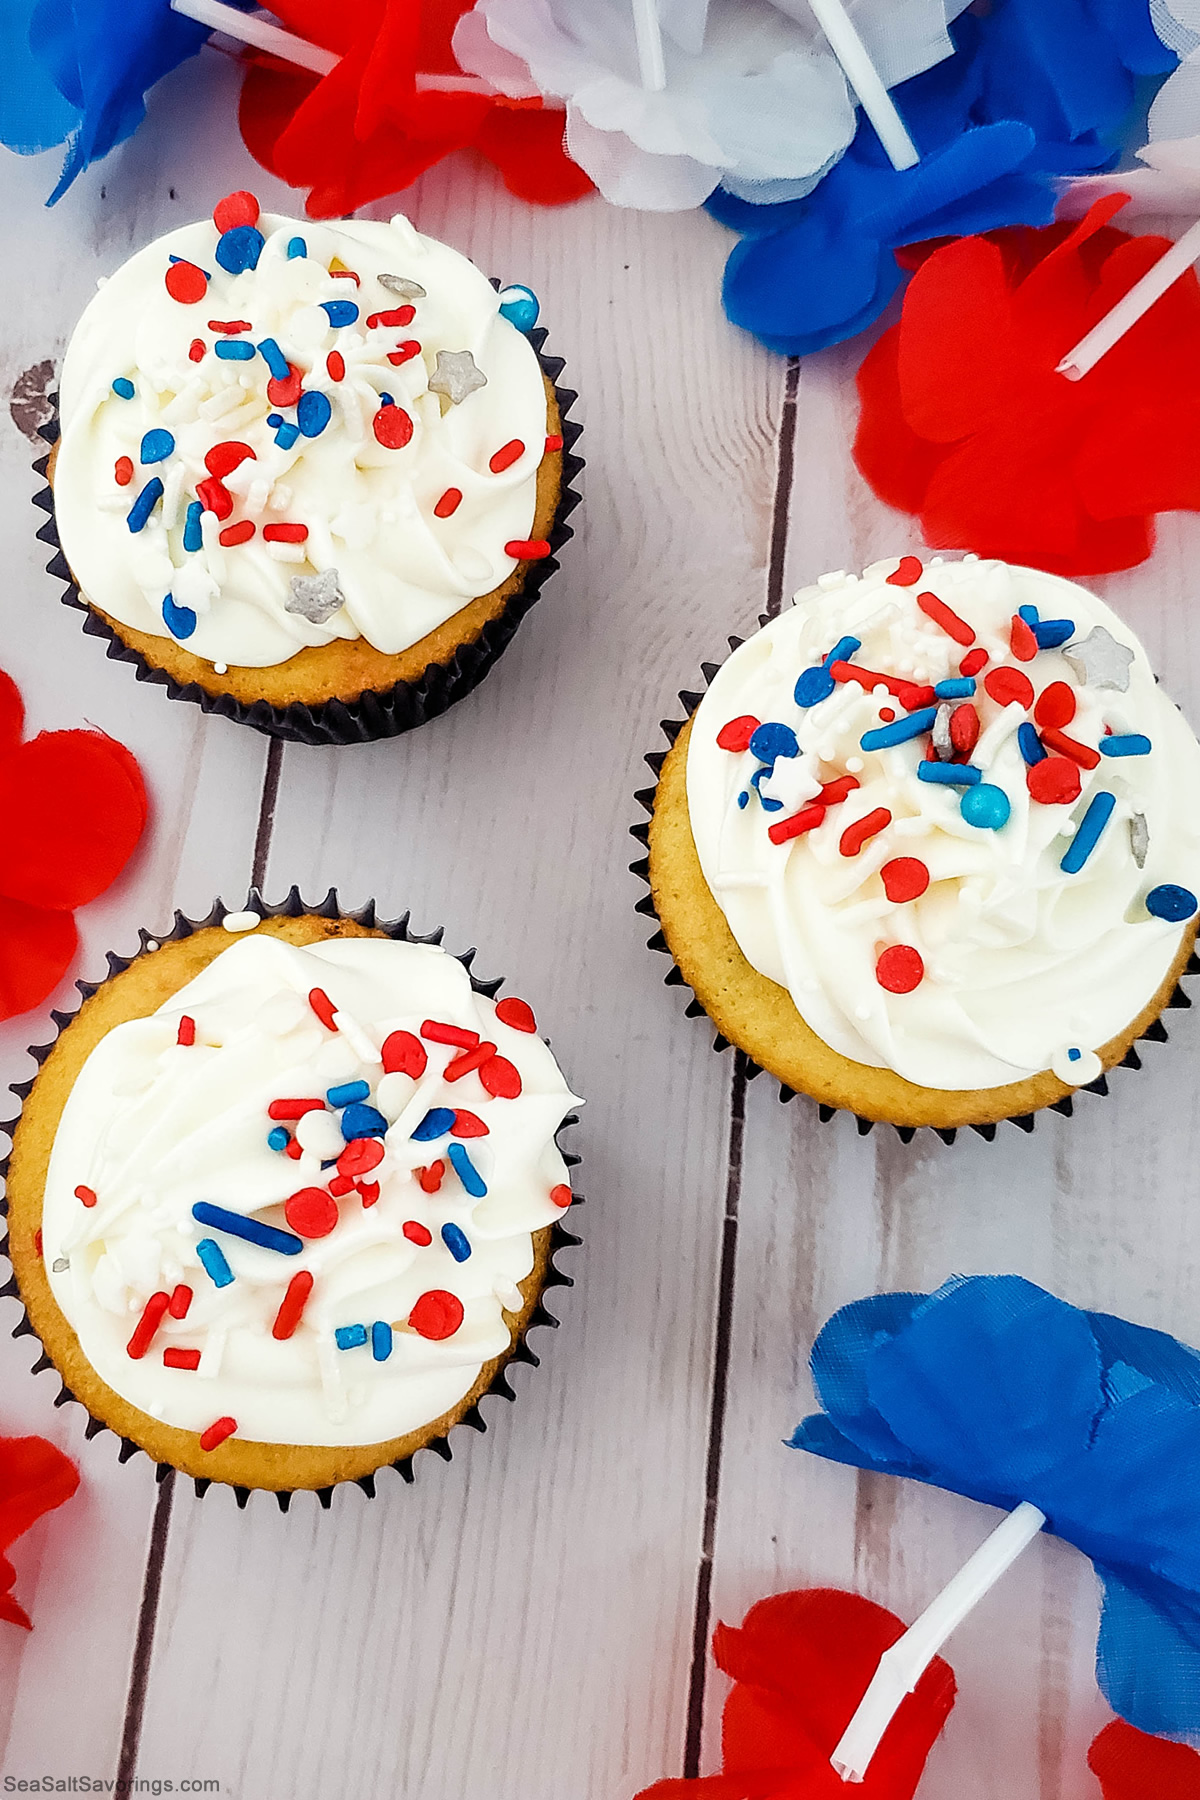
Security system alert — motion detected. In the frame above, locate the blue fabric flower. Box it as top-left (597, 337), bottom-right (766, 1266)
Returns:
top-left (791, 1275), bottom-right (1200, 1745)
top-left (707, 0), bottom-right (1179, 356)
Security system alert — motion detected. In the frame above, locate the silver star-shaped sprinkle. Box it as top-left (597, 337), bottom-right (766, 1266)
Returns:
top-left (52, 1257), bottom-right (69, 1273)
top-left (1063, 625), bottom-right (1134, 692)
top-left (287, 567), bottom-right (345, 626)
top-left (1130, 812), bottom-right (1149, 869)
top-left (379, 274), bottom-right (426, 300)
top-left (428, 348), bottom-right (487, 405)
top-left (932, 701), bottom-right (953, 759)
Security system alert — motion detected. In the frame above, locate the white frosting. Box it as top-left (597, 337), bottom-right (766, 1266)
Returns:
top-left (55, 208), bottom-right (550, 668)
top-left (687, 557), bottom-right (1200, 1090)
top-left (42, 935), bottom-right (580, 1446)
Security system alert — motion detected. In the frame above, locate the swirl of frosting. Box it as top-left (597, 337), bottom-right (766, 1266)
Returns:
top-left (54, 197), bottom-right (550, 667)
top-left (687, 555), bottom-right (1200, 1090)
top-left (42, 932), bottom-right (580, 1447)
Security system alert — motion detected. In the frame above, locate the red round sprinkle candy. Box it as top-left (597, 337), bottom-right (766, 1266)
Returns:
top-left (188, 339), bottom-right (206, 362)
top-left (949, 703), bottom-right (980, 756)
top-left (983, 667), bottom-right (1035, 710)
top-left (878, 707), bottom-right (896, 723)
top-left (1034, 681), bottom-right (1077, 729)
top-left (479, 1054), bottom-right (522, 1100)
top-left (75, 1184), bottom-right (97, 1208)
top-left (326, 351), bottom-right (345, 382)
top-left (165, 260), bottom-right (207, 304)
top-left (403, 1220), bottom-right (433, 1245)
top-left (262, 523), bottom-right (309, 542)
top-left (495, 996), bottom-right (537, 1033)
top-left (212, 190), bottom-right (259, 232)
top-left (550, 1184), bottom-right (572, 1209)
top-left (434, 488), bottom-right (463, 519)
top-left (716, 715), bottom-right (760, 753)
top-left (204, 440), bottom-right (256, 478)
top-left (308, 987), bottom-right (337, 1029)
top-left (176, 1014), bottom-right (196, 1046)
top-left (504, 539), bottom-right (551, 559)
top-left (452, 1110), bottom-right (489, 1138)
top-left (417, 1162), bottom-right (445, 1194)
top-left (358, 1181), bottom-right (380, 1208)
top-left (545, 434), bottom-right (564, 452)
top-left (409, 1290), bottom-right (464, 1341)
top-left (887, 556), bottom-right (924, 586)
top-left (163, 1347), bottom-right (201, 1371)
top-left (875, 945), bottom-right (925, 993)
top-left (1009, 614), bottom-right (1038, 662)
top-left (489, 439), bottom-right (525, 473)
top-left (199, 1416), bottom-right (237, 1452)
top-left (267, 365), bottom-right (304, 408)
top-left (381, 1029), bottom-right (427, 1077)
top-left (195, 475), bottom-right (232, 521)
top-left (387, 341), bottom-right (422, 365)
top-left (284, 1187), bottom-right (339, 1239)
top-left (373, 406), bottom-right (414, 449)
top-left (960, 647), bottom-right (988, 677)
top-left (1027, 756), bottom-right (1082, 805)
top-left (219, 520), bottom-right (255, 547)
top-left (338, 1137), bottom-right (385, 1179)
top-left (114, 456), bottom-right (134, 487)
top-left (881, 858), bottom-right (930, 904)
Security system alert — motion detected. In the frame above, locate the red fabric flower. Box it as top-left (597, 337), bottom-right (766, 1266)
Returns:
top-left (634, 1588), bottom-right (956, 1800)
top-left (0, 666), bottom-right (148, 1020)
top-left (1089, 1720), bottom-right (1200, 1798)
top-left (854, 195), bottom-right (1200, 578)
top-left (238, 0), bottom-right (593, 218)
top-left (1, 1435), bottom-right (80, 1630)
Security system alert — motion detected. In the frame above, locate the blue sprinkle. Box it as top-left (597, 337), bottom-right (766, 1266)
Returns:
top-left (447, 1142), bottom-right (487, 1198)
top-left (192, 1200), bottom-right (303, 1256)
top-left (340, 1102), bottom-right (388, 1141)
top-left (287, 236), bottom-right (307, 259)
top-left (749, 722), bottom-right (799, 763)
top-left (1018, 722), bottom-right (1046, 766)
top-left (934, 677), bottom-right (976, 699)
top-left (274, 422), bottom-right (300, 451)
top-left (737, 791), bottom-right (749, 810)
top-left (413, 1107), bottom-right (455, 1141)
top-left (297, 390), bottom-right (333, 437)
top-left (795, 666), bottom-right (835, 708)
top-left (335, 1323), bottom-right (368, 1351)
top-left (1147, 883), bottom-right (1199, 922)
top-left (257, 337), bottom-right (290, 380)
top-left (320, 300), bottom-right (359, 328)
top-left (215, 339), bottom-right (255, 361)
top-left (266, 412), bottom-right (284, 429)
top-left (378, 393), bottom-right (395, 406)
top-left (215, 225), bottom-right (264, 274)
top-left (918, 760), bottom-right (982, 786)
top-left (1018, 604), bottom-right (1039, 626)
top-left (1060, 791), bottom-right (1116, 874)
top-left (960, 783), bottom-right (1010, 830)
top-left (161, 593), bottom-right (197, 641)
top-left (761, 797), bottom-right (783, 813)
top-left (140, 428), bottom-right (175, 464)
top-left (267, 1126), bottom-right (290, 1152)
top-left (327, 1079), bottom-right (370, 1108)
top-left (498, 284), bottom-right (539, 333)
top-left (1035, 619), bottom-right (1075, 649)
top-left (825, 635), bottom-right (861, 668)
top-left (1099, 734), bottom-right (1151, 758)
top-left (441, 1221), bottom-right (473, 1262)
top-left (196, 1238), bottom-right (234, 1289)
top-left (111, 377), bottom-right (135, 399)
top-left (1067, 1047), bottom-right (1082, 1062)
top-left (861, 707), bottom-right (937, 752)
top-left (183, 500), bottom-right (204, 552)
top-left (127, 478), bottom-right (164, 533)
top-left (371, 1320), bottom-right (393, 1362)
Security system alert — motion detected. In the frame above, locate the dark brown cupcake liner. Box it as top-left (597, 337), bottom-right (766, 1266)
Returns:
top-left (0, 887), bottom-right (582, 1509)
top-left (630, 629), bottom-right (1197, 1145)
top-left (33, 329), bottom-right (583, 745)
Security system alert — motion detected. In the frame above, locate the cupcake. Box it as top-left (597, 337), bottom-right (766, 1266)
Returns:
top-left (643, 554), bottom-right (1200, 1133)
top-left (42, 191), bottom-right (578, 743)
top-left (3, 903), bottom-right (581, 1496)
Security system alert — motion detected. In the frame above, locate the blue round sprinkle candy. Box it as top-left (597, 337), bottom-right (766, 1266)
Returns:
top-left (297, 390), bottom-right (332, 437)
top-left (266, 413), bottom-right (284, 429)
top-left (1146, 883), bottom-right (1199, 923)
top-left (794, 665), bottom-right (836, 708)
top-left (412, 1106), bottom-right (455, 1142)
top-left (960, 782), bottom-right (1010, 830)
top-left (320, 300), bottom-right (359, 328)
top-left (267, 1126), bottom-right (289, 1152)
top-left (441, 1222), bottom-right (472, 1262)
top-left (340, 1101), bottom-right (388, 1140)
top-left (215, 225), bottom-right (264, 274)
top-left (111, 377), bottom-right (135, 399)
top-left (1067, 1047), bottom-right (1082, 1063)
top-left (737, 791), bottom-right (749, 810)
top-left (140, 428), bottom-right (175, 465)
top-left (498, 284), bottom-right (539, 333)
top-left (749, 722), bottom-right (799, 763)
top-left (286, 236), bottom-right (307, 260)
top-left (161, 593), bottom-right (197, 640)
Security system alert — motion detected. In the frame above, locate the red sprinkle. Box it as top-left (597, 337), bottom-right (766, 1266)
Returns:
top-left (262, 523), bottom-right (309, 543)
top-left (358, 1180), bottom-right (380, 1208)
top-left (369, 304), bottom-right (415, 327)
top-left (326, 351), bottom-right (345, 382)
top-left (219, 520), bottom-right (255, 547)
top-left (1027, 756), bottom-right (1082, 805)
top-left (505, 539), bottom-right (551, 560)
top-left (422, 1020), bottom-right (479, 1050)
top-left (309, 988), bottom-right (338, 1030)
top-left (284, 1139), bottom-right (303, 1161)
top-left (768, 804), bottom-right (826, 845)
top-left (434, 488), bottom-right (463, 519)
top-left (452, 1111), bottom-right (489, 1138)
top-left (373, 406), bottom-right (414, 449)
top-left (1041, 725), bottom-right (1100, 770)
top-left (268, 1097), bottom-right (324, 1120)
top-left (284, 1187), bottom-right (339, 1239)
top-left (212, 190), bottom-right (259, 232)
top-left (205, 440), bottom-right (256, 478)
top-left (168, 1285), bottom-right (193, 1320)
top-left (75, 1185), bottom-right (97, 1208)
top-left (195, 475), bottom-right (232, 521)
top-left (328, 1174), bottom-right (354, 1197)
top-left (388, 341), bottom-right (422, 365)
top-left (199, 1417), bottom-right (238, 1452)
top-left (1035, 681), bottom-right (1077, 728)
top-left (489, 439), bottom-right (525, 473)
top-left (840, 807), bottom-right (892, 857)
top-left (495, 996), bottom-right (537, 1033)
top-left (163, 1347), bottom-right (201, 1371)
top-left (165, 260), bottom-right (207, 305)
top-left (1010, 614), bottom-right (1039, 662)
top-left (329, 269), bottom-right (360, 284)
top-left (960, 648), bottom-right (989, 677)
top-left (717, 715), bottom-right (760, 753)
top-left (551, 1184), bottom-right (573, 1209)
top-left (444, 1041), bottom-right (497, 1082)
top-left (267, 365), bottom-right (305, 409)
top-left (819, 775), bottom-right (861, 806)
top-left (176, 1014), bottom-right (196, 1046)
top-left (408, 1290), bottom-right (464, 1341)
top-left (338, 1138), bottom-right (385, 1179)
top-left (917, 590), bottom-right (975, 646)
top-left (984, 667), bottom-right (1035, 711)
top-left (114, 456), bottom-right (134, 487)
top-left (829, 662), bottom-right (935, 713)
top-left (417, 1163), bottom-right (445, 1195)
top-left (272, 1271), bottom-right (313, 1341)
top-left (949, 704), bottom-right (981, 757)
top-left (879, 708), bottom-right (896, 724)
top-left (188, 339), bottom-right (206, 362)
top-left (207, 319), bottom-right (252, 334)
top-left (881, 858), bottom-right (930, 903)
top-left (404, 1219), bottom-right (434, 1244)
top-left (887, 556), bottom-right (924, 587)
top-left (479, 1055), bottom-right (522, 1100)
top-left (876, 945), bottom-right (925, 993)
top-left (545, 434), bottom-right (564, 452)
top-left (382, 1030), bottom-right (427, 1077)
top-left (127, 1291), bottom-right (171, 1360)
top-left (34, 1230), bottom-right (42, 1258)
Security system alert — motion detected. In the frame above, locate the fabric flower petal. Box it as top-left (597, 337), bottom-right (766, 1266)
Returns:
top-left (0, 729), bottom-right (148, 911)
top-left (0, 894), bottom-right (78, 1022)
top-left (1089, 1718), bottom-right (1200, 1798)
top-left (0, 1435), bottom-right (80, 1631)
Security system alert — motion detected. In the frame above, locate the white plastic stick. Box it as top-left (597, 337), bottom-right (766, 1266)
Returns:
top-left (631, 0), bottom-right (668, 91)
top-left (806, 0), bottom-right (918, 172)
top-left (170, 0), bottom-right (498, 91)
top-left (1057, 217), bottom-right (1200, 379)
top-left (830, 1502), bottom-right (1046, 1784)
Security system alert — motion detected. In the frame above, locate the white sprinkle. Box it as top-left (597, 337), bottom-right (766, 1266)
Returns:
top-left (145, 940), bottom-right (159, 952)
top-left (214, 662), bottom-right (228, 674)
top-left (222, 910), bottom-right (262, 933)
top-left (846, 757), bottom-right (864, 774)
top-left (817, 570), bottom-right (847, 588)
top-left (493, 1277), bottom-right (525, 1312)
top-left (333, 1008), bottom-right (380, 1064)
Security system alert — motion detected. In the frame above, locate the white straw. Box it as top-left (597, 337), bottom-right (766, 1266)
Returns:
top-left (1057, 217), bottom-right (1200, 379)
top-left (171, 0), bottom-right (497, 91)
top-left (806, 0), bottom-right (918, 172)
top-left (830, 1501), bottom-right (1046, 1784)
top-left (631, 0), bottom-right (668, 91)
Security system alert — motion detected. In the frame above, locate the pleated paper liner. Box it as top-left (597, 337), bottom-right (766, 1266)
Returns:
top-left (33, 330), bottom-right (583, 745)
top-left (630, 630), bottom-right (1198, 1145)
top-left (0, 887), bottom-right (582, 1510)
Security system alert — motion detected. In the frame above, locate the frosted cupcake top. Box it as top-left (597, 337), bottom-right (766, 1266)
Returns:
top-left (43, 930), bottom-right (580, 1449)
top-left (687, 555), bottom-right (1200, 1091)
top-left (54, 193), bottom-right (554, 670)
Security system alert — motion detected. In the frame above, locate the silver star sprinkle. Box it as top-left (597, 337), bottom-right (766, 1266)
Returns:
top-left (428, 348), bottom-right (488, 406)
top-left (1063, 625), bottom-right (1134, 692)
top-left (379, 274), bottom-right (426, 300)
top-left (932, 701), bottom-right (953, 759)
top-left (1130, 812), bottom-right (1149, 869)
top-left (52, 1257), bottom-right (69, 1273)
top-left (287, 567), bottom-right (345, 626)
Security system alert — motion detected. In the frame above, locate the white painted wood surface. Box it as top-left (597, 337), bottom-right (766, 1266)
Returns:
top-left (1, 46), bottom-right (1198, 1800)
